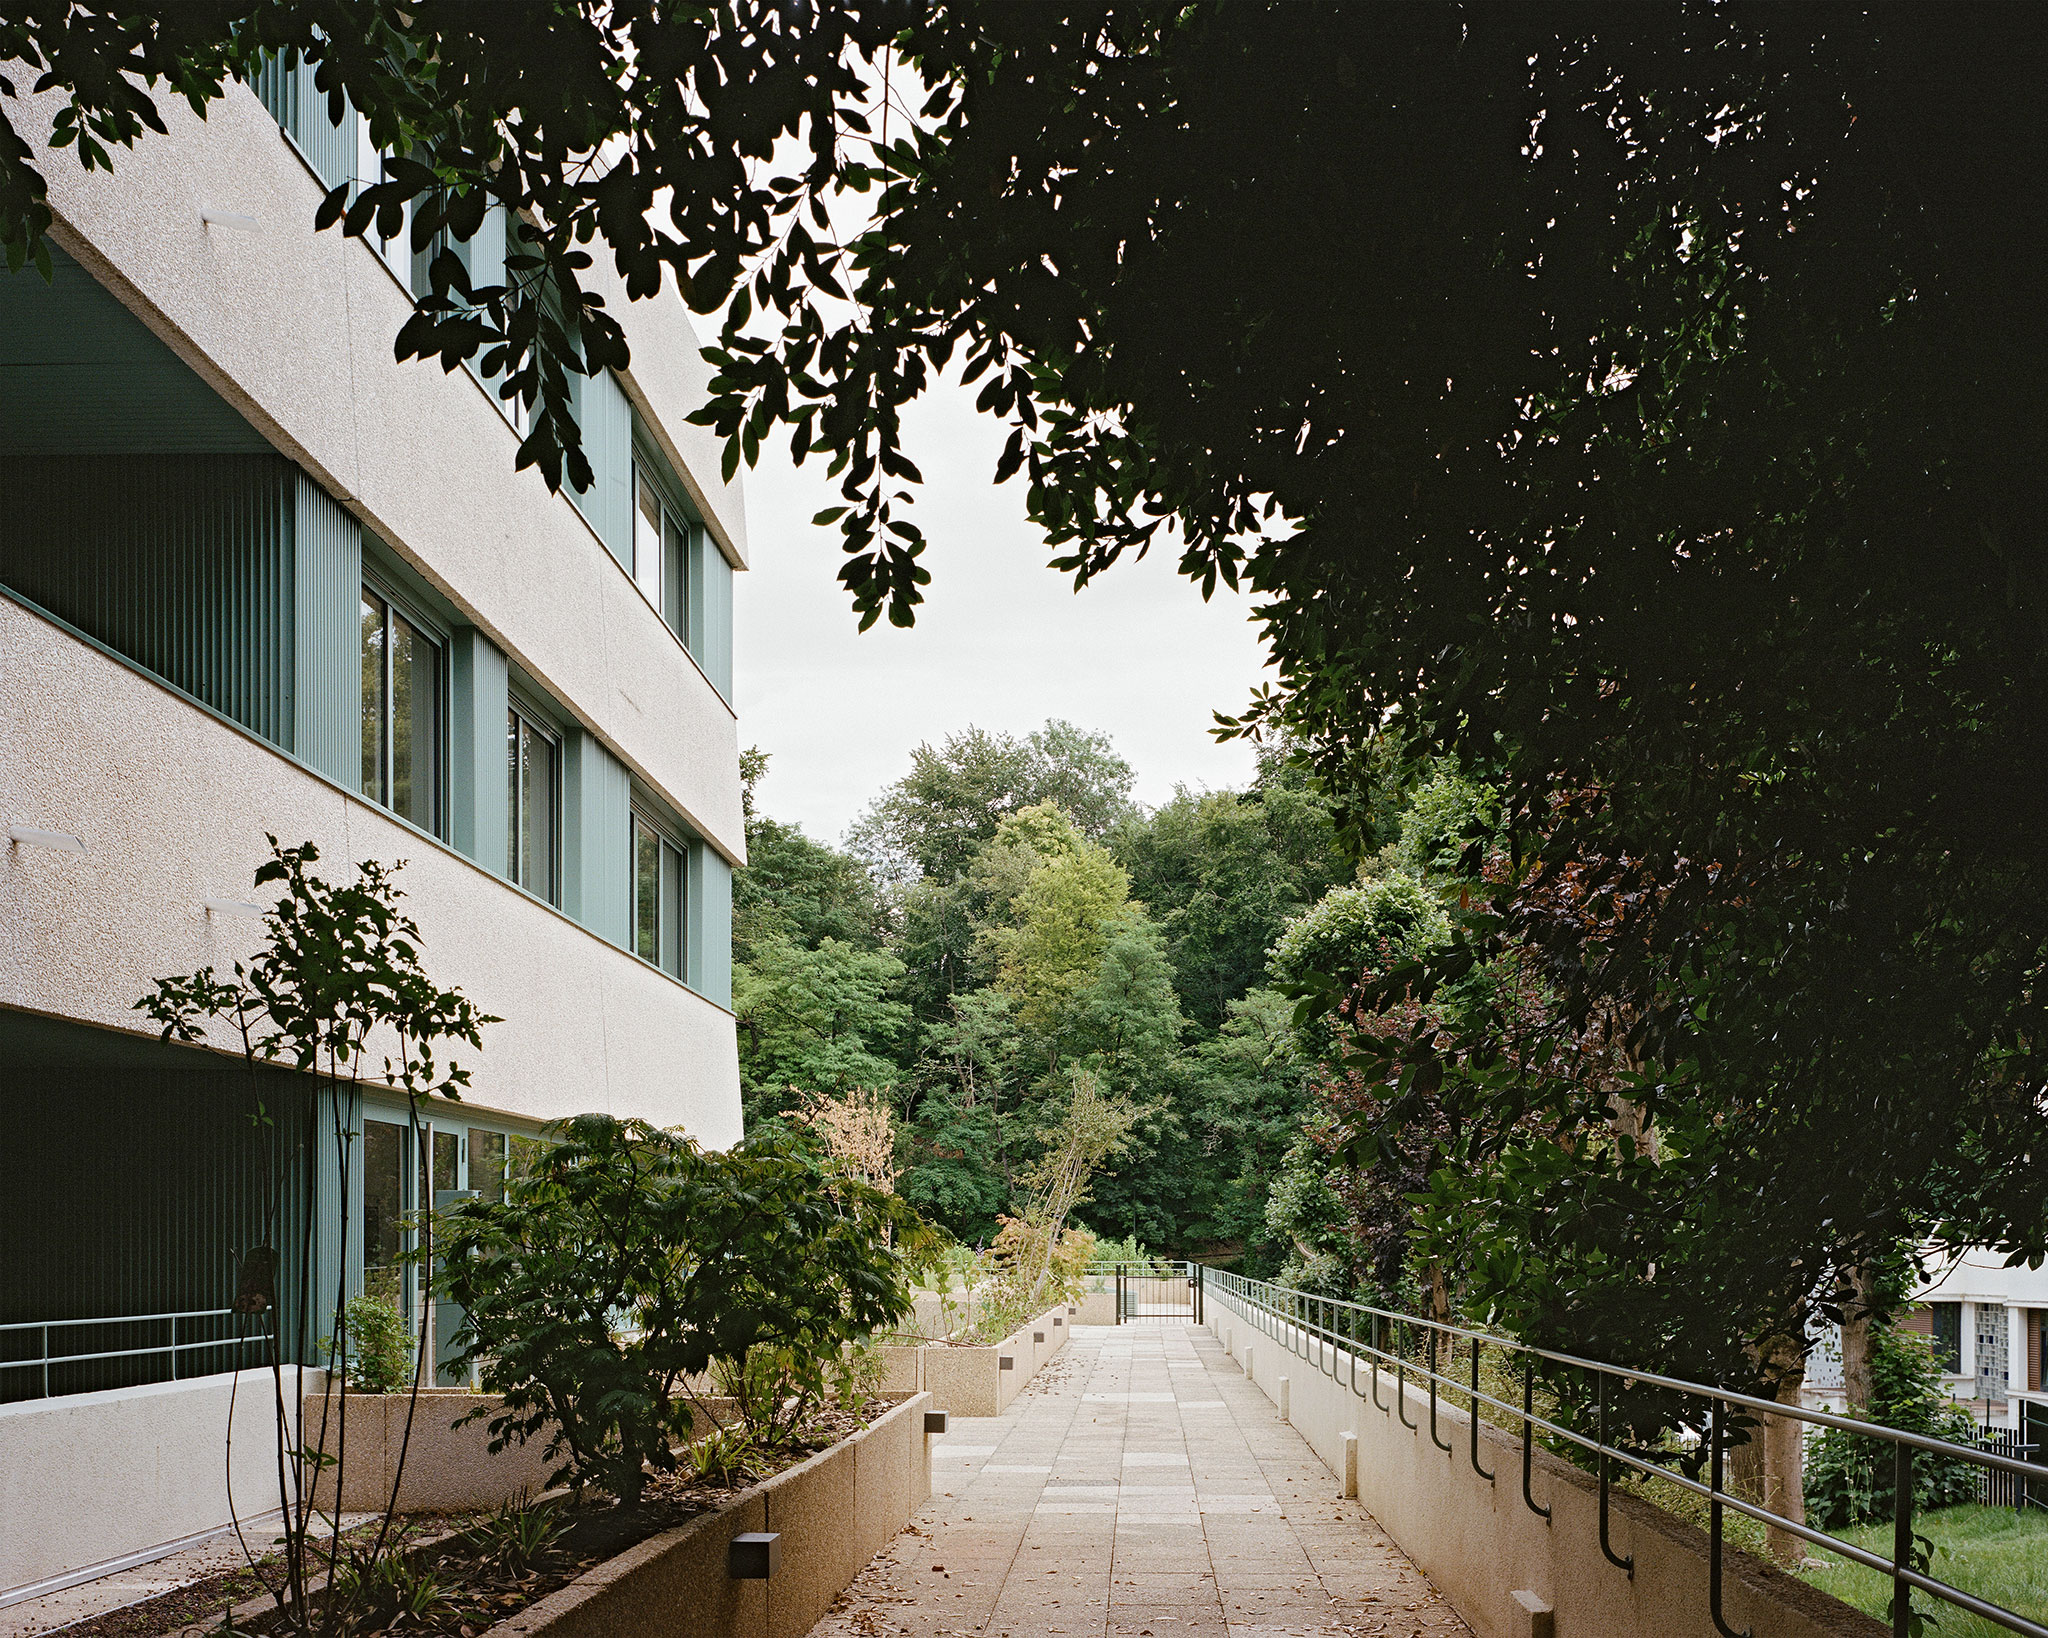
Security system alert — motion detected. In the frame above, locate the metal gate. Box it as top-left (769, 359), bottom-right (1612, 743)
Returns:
top-left (1096, 1260), bottom-right (1202, 1325)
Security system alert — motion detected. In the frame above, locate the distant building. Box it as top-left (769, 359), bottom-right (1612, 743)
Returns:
top-left (1, 60), bottom-right (745, 1598)
top-left (1803, 1253), bottom-right (2046, 1432)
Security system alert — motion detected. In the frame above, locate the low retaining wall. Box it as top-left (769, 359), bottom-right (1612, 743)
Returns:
top-left (488, 1391), bottom-right (936, 1638)
top-left (305, 1388), bottom-right (555, 1512)
top-left (872, 1305), bottom-right (1071, 1417)
top-left (1209, 1291), bottom-right (1882, 1638)
top-left (1074, 1292), bottom-right (1116, 1325)
top-left (0, 1366), bottom-right (315, 1598)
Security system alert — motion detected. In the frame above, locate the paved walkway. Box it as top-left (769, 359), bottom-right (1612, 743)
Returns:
top-left (815, 1323), bottom-right (1470, 1638)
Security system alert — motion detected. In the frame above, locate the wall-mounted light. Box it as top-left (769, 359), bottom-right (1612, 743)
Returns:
top-left (727, 1532), bottom-right (781, 1580)
top-left (205, 899), bottom-right (265, 919)
top-left (201, 210), bottom-right (259, 233)
top-left (7, 825), bottom-right (86, 855)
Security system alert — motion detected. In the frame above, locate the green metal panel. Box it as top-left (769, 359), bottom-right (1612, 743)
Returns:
top-left (250, 50), bottom-right (357, 191)
top-left (561, 731), bottom-right (632, 947)
top-left (0, 1008), bottom-right (320, 1399)
top-left (0, 453), bottom-right (296, 746)
top-left (292, 473), bottom-right (362, 783)
top-left (570, 370), bottom-right (634, 569)
top-left (0, 249), bottom-right (271, 454)
top-left (695, 534), bottom-right (734, 703)
top-left (449, 629), bottom-right (510, 868)
top-left (687, 844), bottom-right (734, 1010)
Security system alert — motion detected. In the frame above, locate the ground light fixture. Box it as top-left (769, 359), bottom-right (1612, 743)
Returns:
top-left (7, 824), bottom-right (86, 855)
top-left (727, 1533), bottom-right (780, 1580)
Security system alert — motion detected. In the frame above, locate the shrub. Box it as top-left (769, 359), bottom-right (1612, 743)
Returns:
top-left (437, 1116), bottom-right (931, 1504)
top-left (326, 1294), bottom-right (412, 1395)
top-left (1805, 1326), bottom-right (1983, 1530)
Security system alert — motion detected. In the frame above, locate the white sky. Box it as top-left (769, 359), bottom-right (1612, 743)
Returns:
top-left (731, 378), bottom-right (1274, 846)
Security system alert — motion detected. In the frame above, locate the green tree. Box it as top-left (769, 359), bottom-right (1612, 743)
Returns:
top-left (847, 721), bottom-right (1136, 885)
top-left (734, 935), bottom-right (909, 1123)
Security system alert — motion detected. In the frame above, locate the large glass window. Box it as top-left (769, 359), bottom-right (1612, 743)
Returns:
top-left (362, 1118), bottom-right (406, 1305)
top-left (360, 586), bottom-right (442, 834)
top-left (633, 463), bottom-right (692, 644)
top-left (506, 707), bottom-right (558, 903)
top-left (1932, 1301), bottom-right (1963, 1373)
top-left (632, 811), bottom-right (687, 980)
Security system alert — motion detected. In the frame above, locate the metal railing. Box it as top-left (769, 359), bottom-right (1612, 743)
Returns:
top-left (1204, 1265), bottom-right (2048, 1638)
top-left (0, 1310), bottom-right (274, 1401)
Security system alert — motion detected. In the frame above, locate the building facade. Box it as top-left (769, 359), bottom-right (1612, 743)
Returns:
top-left (1803, 1255), bottom-right (2046, 1433)
top-left (0, 62), bottom-right (745, 1596)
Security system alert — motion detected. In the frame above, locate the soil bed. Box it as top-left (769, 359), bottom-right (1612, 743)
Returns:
top-left (43, 1402), bottom-right (889, 1638)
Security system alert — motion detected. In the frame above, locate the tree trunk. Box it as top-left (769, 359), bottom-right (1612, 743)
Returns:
top-left (1758, 1336), bottom-right (1808, 1565)
top-left (1840, 1261), bottom-right (1881, 1412)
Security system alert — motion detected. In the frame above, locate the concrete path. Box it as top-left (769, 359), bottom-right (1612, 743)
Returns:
top-left (814, 1323), bottom-right (1471, 1638)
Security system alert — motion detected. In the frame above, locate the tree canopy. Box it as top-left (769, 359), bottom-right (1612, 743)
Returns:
top-left (13, 4), bottom-right (2047, 1383)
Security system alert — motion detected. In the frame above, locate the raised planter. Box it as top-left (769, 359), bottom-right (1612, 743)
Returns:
top-left (483, 1391), bottom-right (935, 1638)
top-left (304, 1389), bottom-right (746, 1512)
top-left (898, 1304), bottom-right (1070, 1417)
top-left (304, 1387), bottom-right (554, 1512)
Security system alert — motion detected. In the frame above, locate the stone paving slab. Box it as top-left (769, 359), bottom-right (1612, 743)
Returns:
top-left (808, 1324), bottom-right (1470, 1638)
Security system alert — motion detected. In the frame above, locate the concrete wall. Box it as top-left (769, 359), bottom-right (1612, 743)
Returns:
top-left (477, 1392), bottom-right (934, 1638)
top-left (11, 77), bottom-right (744, 862)
top-left (0, 1367), bottom-right (311, 1596)
top-left (1208, 1290), bottom-right (1883, 1638)
top-left (0, 599), bottom-right (741, 1141)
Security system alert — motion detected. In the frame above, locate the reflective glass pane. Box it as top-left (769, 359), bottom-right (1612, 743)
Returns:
top-left (635, 819), bottom-right (660, 963)
top-left (663, 513), bottom-right (687, 637)
top-left (662, 839), bottom-right (685, 979)
top-left (433, 1129), bottom-right (459, 1193)
top-left (389, 612), bottom-right (441, 832)
top-left (360, 594), bottom-right (387, 802)
top-left (525, 723), bottom-right (556, 903)
top-left (634, 470), bottom-right (663, 604)
top-left (506, 710), bottom-right (523, 880)
top-left (468, 1129), bottom-right (506, 1207)
top-left (362, 1119), bottom-right (405, 1301)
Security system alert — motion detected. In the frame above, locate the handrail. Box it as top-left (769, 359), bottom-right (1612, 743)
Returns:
top-left (1203, 1265), bottom-right (2048, 1638)
top-left (0, 1309), bottom-right (273, 1401)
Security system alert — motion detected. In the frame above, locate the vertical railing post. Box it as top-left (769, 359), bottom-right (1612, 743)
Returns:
top-left (1597, 1374), bottom-right (1634, 1576)
top-left (1470, 1338), bottom-right (1495, 1482)
top-left (1709, 1399), bottom-right (1748, 1637)
top-left (1117, 1266), bottom-right (1125, 1326)
top-left (1522, 1357), bottom-right (1550, 1520)
top-left (1892, 1442), bottom-right (1915, 1638)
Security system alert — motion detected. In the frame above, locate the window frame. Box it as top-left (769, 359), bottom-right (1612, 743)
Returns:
top-left (630, 444), bottom-right (694, 647)
top-left (359, 573), bottom-right (447, 838)
top-left (630, 805), bottom-right (689, 983)
top-left (506, 698), bottom-right (561, 905)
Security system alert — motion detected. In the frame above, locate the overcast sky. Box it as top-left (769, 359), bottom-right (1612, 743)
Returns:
top-left (731, 378), bottom-right (1275, 847)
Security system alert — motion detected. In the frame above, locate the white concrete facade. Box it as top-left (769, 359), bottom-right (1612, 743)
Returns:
top-left (0, 64), bottom-right (750, 1596)
top-left (0, 596), bottom-right (742, 1139)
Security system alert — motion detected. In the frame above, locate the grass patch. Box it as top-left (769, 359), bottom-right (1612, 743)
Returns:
top-left (1797, 1505), bottom-right (2048, 1636)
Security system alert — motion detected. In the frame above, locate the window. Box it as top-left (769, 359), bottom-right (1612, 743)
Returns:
top-left (633, 462), bottom-right (691, 641)
top-left (354, 128), bottom-right (409, 267)
top-left (362, 1117), bottom-right (406, 1305)
top-left (360, 586), bottom-right (443, 833)
top-left (468, 1129), bottom-right (508, 1206)
top-left (1932, 1301), bottom-right (1963, 1373)
top-left (506, 706), bottom-right (558, 903)
top-left (632, 811), bottom-right (687, 980)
